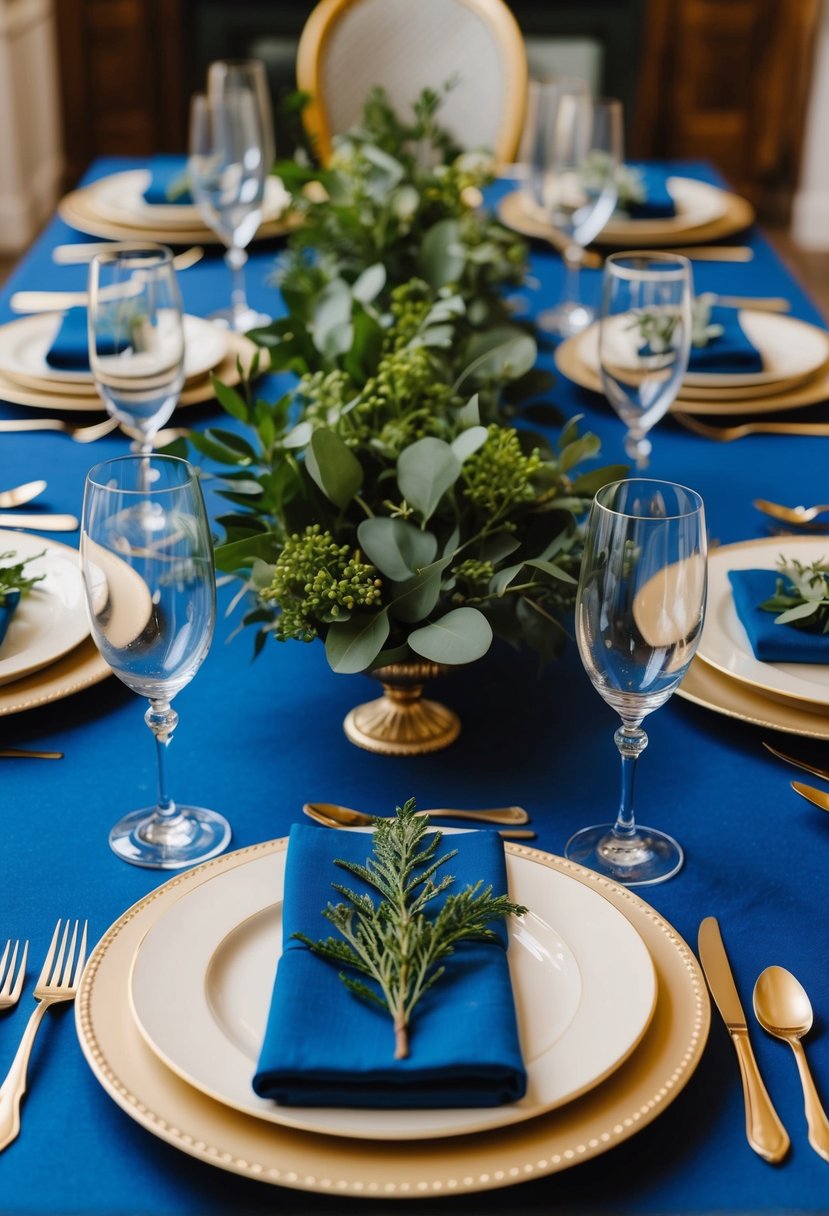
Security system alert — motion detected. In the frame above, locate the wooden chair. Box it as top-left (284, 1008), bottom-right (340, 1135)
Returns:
top-left (296, 0), bottom-right (528, 165)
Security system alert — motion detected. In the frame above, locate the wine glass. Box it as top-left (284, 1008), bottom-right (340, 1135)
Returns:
top-left (207, 58), bottom-right (276, 174)
top-left (80, 454), bottom-right (231, 869)
top-left (528, 91), bottom-right (623, 335)
top-left (599, 252), bottom-right (693, 469)
top-left (87, 244), bottom-right (185, 454)
top-left (566, 478), bottom-right (707, 885)
top-left (188, 89), bottom-right (271, 331)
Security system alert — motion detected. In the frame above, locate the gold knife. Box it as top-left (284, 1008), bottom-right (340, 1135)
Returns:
top-left (791, 781), bottom-right (829, 813)
top-left (697, 917), bottom-right (790, 1163)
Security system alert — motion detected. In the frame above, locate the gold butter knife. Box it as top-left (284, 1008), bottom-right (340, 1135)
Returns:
top-left (763, 742), bottom-right (829, 783)
top-left (698, 917), bottom-right (790, 1163)
top-left (791, 782), bottom-right (829, 813)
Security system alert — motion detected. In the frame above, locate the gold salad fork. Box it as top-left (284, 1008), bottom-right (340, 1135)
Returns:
top-left (0, 940), bottom-right (28, 1011)
top-left (0, 919), bottom-right (87, 1151)
top-left (0, 417), bottom-right (118, 443)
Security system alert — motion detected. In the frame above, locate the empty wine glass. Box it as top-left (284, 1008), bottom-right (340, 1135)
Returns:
top-left (87, 245), bottom-right (184, 454)
top-left (600, 252), bottom-right (693, 468)
top-left (207, 58), bottom-right (276, 173)
top-left (80, 454), bottom-right (231, 869)
top-left (188, 89), bottom-right (270, 331)
top-left (528, 91), bottom-right (623, 335)
top-left (566, 478), bottom-right (707, 885)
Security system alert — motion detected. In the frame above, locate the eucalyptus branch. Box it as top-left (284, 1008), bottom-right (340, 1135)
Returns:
top-left (296, 799), bottom-right (527, 1059)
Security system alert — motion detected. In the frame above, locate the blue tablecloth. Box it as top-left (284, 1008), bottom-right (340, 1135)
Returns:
top-left (1, 159), bottom-right (829, 1215)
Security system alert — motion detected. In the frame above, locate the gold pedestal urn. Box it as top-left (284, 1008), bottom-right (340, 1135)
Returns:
top-left (343, 661), bottom-right (460, 755)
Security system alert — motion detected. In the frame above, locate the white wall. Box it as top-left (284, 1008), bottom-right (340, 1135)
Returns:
top-left (793, 0), bottom-right (829, 248)
top-left (0, 0), bottom-right (64, 253)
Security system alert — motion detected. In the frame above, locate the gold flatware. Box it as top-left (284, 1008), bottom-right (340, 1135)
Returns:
top-left (754, 499), bottom-right (829, 526)
top-left (0, 513), bottom-right (78, 531)
top-left (304, 800), bottom-right (530, 826)
top-left (0, 940), bottom-right (28, 1011)
top-left (674, 415), bottom-right (829, 442)
top-left (0, 919), bottom-right (87, 1151)
top-left (303, 804), bottom-right (536, 840)
top-left (754, 966), bottom-right (829, 1162)
top-left (0, 748), bottom-right (63, 760)
top-left (661, 245), bottom-right (754, 262)
top-left (706, 295), bottom-right (790, 313)
top-left (12, 248), bottom-right (205, 313)
top-left (762, 742), bottom-right (829, 782)
top-left (697, 916), bottom-right (790, 1163)
top-left (791, 781), bottom-right (829, 813)
top-left (0, 481), bottom-right (46, 509)
top-left (52, 242), bottom-right (204, 269)
top-left (0, 417), bottom-right (117, 443)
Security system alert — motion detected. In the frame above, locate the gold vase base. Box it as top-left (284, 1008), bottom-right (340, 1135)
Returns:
top-left (343, 686), bottom-right (461, 756)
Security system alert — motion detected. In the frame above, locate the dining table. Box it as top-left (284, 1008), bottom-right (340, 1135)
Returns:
top-left (1, 157), bottom-right (829, 1216)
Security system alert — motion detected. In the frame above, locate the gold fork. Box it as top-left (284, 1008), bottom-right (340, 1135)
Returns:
top-left (0, 417), bottom-right (118, 443)
top-left (0, 919), bottom-right (87, 1151)
top-left (0, 940), bottom-right (28, 1012)
top-left (674, 413), bottom-right (829, 442)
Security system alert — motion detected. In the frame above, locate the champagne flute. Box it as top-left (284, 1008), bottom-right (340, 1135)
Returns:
top-left (80, 454), bottom-right (231, 869)
top-left (188, 89), bottom-right (271, 331)
top-left (600, 252), bottom-right (693, 469)
top-left (529, 92), bottom-right (623, 335)
top-left (87, 245), bottom-right (184, 454)
top-left (207, 58), bottom-right (276, 173)
top-left (566, 478), bottom-right (707, 885)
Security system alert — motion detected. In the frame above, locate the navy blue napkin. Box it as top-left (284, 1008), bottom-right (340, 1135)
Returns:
top-left (688, 306), bottom-right (764, 374)
top-left (729, 568), bottom-right (829, 662)
top-left (142, 155), bottom-right (192, 206)
top-left (45, 308), bottom-right (123, 372)
top-left (0, 590), bottom-right (20, 650)
top-left (252, 822), bottom-right (526, 1108)
top-left (625, 165), bottom-right (676, 219)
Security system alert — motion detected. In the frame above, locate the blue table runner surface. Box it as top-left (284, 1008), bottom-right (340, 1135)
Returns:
top-left (1, 159), bottom-right (829, 1215)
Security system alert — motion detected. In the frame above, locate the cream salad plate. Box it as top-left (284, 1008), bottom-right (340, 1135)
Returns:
top-left (77, 839), bottom-right (709, 1196)
top-left (128, 832), bottom-right (657, 1141)
top-left (0, 530), bottom-right (89, 687)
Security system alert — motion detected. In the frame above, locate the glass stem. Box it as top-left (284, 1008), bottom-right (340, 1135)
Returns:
top-left (224, 246), bottom-right (249, 328)
top-left (613, 723), bottom-right (648, 839)
top-left (146, 699), bottom-right (179, 821)
top-left (563, 245), bottom-right (582, 308)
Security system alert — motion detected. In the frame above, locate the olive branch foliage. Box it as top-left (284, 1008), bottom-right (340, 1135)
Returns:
top-left (295, 799), bottom-right (527, 1059)
top-left (761, 555), bottom-right (829, 632)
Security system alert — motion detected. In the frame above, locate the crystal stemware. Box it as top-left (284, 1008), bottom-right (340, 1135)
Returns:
top-left (207, 58), bottom-right (276, 174)
top-left (566, 478), bottom-right (707, 885)
top-left (528, 91), bottom-right (622, 335)
top-left (87, 244), bottom-right (184, 454)
top-left (80, 454), bottom-right (230, 869)
top-left (188, 88), bottom-right (271, 332)
top-left (599, 252), bottom-right (693, 468)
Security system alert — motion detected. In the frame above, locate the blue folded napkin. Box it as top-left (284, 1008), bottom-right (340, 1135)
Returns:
top-left (142, 155), bottom-right (192, 206)
top-left (625, 165), bottom-right (676, 220)
top-left (0, 590), bottom-right (20, 650)
top-left (252, 822), bottom-right (526, 1108)
top-left (45, 307), bottom-right (124, 372)
top-left (688, 306), bottom-right (764, 374)
top-left (729, 568), bottom-right (829, 662)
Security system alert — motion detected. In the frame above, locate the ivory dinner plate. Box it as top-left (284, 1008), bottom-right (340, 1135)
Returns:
top-left (0, 313), bottom-right (228, 390)
top-left (678, 655), bottom-right (829, 740)
top-left (0, 531), bottom-right (89, 686)
top-left (129, 837), bottom-right (656, 1141)
top-left (86, 169), bottom-right (291, 229)
top-left (76, 839), bottom-right (709, 1197)
top-left (698, 536), bottom-right (829, 712)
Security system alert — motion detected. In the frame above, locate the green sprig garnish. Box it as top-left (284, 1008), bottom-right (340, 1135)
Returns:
top-left (0, 550), bottom-right (45, 606)
top-left (295, 798), bottom-right (527, 1060)
top-left (760, 555), bottom-right (829, 631)
top-left (628, 296), bottom-right (723, 354)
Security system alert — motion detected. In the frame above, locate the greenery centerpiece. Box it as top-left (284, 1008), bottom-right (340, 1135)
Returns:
top-left (191, 89), bottom-right (623, 746)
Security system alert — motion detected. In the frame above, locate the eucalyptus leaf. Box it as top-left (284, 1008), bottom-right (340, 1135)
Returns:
top-left (305, 428), bottom-right (363, 508)
top-left (397, 437), bottom-right (461, 522)
top-left (419, 219), bottom-right (464, 289)
top-left (490, 562), bottom-right (525, 596)
top-left (215, 532), bottom-right (280, 573)
top-left (282, 421), bottom-right (313, 449)
top-left (560, 432), bottom-right (600, 473)
top-left (408, 607), bottom-right (493, 664)
top-left (526, 558), bottom-right (578, 585)
top-left (516, 597), bottom-right (566, 663)
top-left (458, 393), bottom-right (480, 427)
top-left (312, 278), bottom-right (353, 356)
top-left (570, 464), bottom-right (629, 495)
top-left (451, 425), bottom-right (489, 462)
top-left (210, 376), bottom-right (249, 422)
top-left (456, 328), bottom-right (537, 391)
top-left (325, 611), bottom-right (390, 674)
top-left (351, 263), bottom-right (386, 304)
top-left (389, 556), bottom-right (450, 623)
top-left (357, 518), bottom-right (438, 581)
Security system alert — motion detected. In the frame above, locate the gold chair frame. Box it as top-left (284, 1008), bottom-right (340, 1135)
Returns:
top-left (296, 0), bottom-right (528, 165)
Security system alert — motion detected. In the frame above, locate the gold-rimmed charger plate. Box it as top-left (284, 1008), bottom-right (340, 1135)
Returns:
top-left (59, 186), bottom-right (300, 246)
top-left (497, 186), bottom-right (754, 249)
top-left (0, 636), bottom-right (108, 716)
top-left (678, 654), bottom-right (829, 739)
top-left (0, 331), bottom-right (265, 414)
top-left (555, 330), bottom-right (829, 417)
top-left (75, 838), bottom-right (709, 1199)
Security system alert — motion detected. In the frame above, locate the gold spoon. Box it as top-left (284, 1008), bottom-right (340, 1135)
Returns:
top-left (754, 966), bottom-right (829, 1163)
top-left (753, 498), bottom-right (829, 526)
top-left (0, 481), bottom-right (46, 510)
top-left (303, 802), bottom-right (535, 839)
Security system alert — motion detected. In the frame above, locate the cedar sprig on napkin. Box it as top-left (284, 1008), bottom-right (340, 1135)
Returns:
top-left (760, 555), bottom-right (829, 631)
top-left (295, 799), bottom-right (527, 1060)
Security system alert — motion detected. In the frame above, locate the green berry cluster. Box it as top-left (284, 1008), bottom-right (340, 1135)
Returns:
top-left (261, 524), bottom-right (382, 642)
top-left (462, 425), bottom-right (543, 519)
top-left (453, 559), bottom-right (495, 595)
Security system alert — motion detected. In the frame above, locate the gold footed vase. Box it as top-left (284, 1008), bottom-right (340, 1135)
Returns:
top-left (343, 661), bottom-right (460, 755)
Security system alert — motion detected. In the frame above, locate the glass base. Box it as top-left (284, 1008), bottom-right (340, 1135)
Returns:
top-left (564, 822), bottom-right (684, 886)
top-left (208, 305), bottom-right (272, 333)
top-left (537, 300), bottom-right (595, 337)
top-left (109, 805), bottom-right (232, 870)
